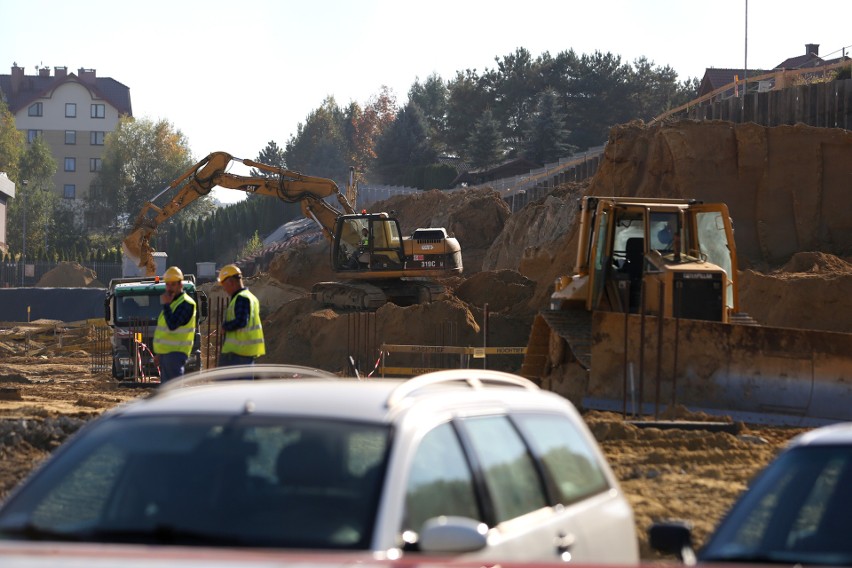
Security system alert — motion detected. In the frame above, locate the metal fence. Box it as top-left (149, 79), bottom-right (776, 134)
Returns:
top-left (0, 260), bottom-right (121, 288)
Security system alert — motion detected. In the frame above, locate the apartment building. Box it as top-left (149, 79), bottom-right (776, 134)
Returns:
top-left (0, 64), bottom-right (132, 201)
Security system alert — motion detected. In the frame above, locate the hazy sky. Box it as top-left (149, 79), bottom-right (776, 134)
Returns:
top-left (2, 0), bottom-right (849, 201)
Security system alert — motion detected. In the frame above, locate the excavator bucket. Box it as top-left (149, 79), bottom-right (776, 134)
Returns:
top-left (585, 311), bottom-right (852, 425)
top-left (122, 226), bottom-right (156, 276)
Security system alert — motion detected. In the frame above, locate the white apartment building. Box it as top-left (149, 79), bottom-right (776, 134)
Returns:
top-left (0, 64), bottom-right (132, 201)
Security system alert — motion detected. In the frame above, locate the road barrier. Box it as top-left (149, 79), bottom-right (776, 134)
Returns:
top-left (379, 343), bottom-right (527, 376)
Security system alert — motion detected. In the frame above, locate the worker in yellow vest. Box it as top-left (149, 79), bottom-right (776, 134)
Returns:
top-left (153, 266), bottom-right (197, 382)
top-left (217, 264), bottom-right (265, 367)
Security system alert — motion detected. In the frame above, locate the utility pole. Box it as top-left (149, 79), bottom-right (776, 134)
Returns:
top-left (21, 179), bottom-right (28, 287)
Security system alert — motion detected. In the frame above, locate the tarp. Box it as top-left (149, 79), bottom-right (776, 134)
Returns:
top-left (0, 288), bottom-right (106, 322)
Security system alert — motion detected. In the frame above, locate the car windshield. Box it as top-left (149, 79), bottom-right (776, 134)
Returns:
top-left (0, 414), bottom-right (390, 550)
top-left (700, 445), bottom-right (852, 566)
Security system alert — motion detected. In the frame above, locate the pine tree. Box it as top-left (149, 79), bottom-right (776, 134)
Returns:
top-left (523, 89), bottom-right (576, 164)
top-left (467, 109), bottom-right (505, 169)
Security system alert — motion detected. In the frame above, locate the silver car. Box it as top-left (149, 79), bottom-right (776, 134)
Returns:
top-left (0, 366), bottom-right (638, 563)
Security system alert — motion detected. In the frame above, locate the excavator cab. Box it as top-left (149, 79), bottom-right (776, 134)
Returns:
top-left (332, 213), bottom-right (404, 272)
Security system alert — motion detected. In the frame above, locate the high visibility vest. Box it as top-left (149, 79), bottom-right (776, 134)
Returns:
top-left (153, 293), bottom-right (197, 356)
top-left (222, 289), bottom-right (265, 357)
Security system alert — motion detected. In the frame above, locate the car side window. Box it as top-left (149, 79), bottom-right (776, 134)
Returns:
top-left (462, 415), bottom-right (548, 523)
top-left (404, 423), bottom-right (481, 532)
top-left (31, 445), bottom-right (125, 528)
top-left (513, 413), bottom-right (610, 504)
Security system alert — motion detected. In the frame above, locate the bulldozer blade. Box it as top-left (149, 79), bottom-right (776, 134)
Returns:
top-left (587, 311), bottom-right (852, 425)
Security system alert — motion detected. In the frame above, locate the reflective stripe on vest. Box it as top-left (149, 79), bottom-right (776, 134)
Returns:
top-left (153, 293), bottom-right (197, 356)
top-left (222, 289), bottom-right (265, 357)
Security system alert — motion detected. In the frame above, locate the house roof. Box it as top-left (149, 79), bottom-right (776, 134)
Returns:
top-left (698, 43), bottom-right (851, 98)
top-left (698, 68), bottom-right (772, 97)
top-left (0, 67), bottom-right (132, 116)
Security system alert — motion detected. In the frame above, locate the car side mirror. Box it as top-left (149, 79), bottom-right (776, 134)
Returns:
top-left (104, 297), bottom-right (111, 323)
top-left (649, 520), bottom-right (696, 565)
top-left (417, 516), bottom-right (488, 554)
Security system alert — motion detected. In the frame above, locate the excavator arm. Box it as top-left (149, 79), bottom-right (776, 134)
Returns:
top-left (123, 151), bottom-right (355, 275)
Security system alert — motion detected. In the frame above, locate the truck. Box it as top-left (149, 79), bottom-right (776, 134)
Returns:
top-left (104, 274), bottom-right (208, 381)
top-left (522, 196), bottom-right (852, 425)
top-left (122, 152), bottom-right (463, 309)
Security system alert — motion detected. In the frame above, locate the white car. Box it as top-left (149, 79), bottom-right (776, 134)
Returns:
top-left (0, 366), bottom-right (638, 564)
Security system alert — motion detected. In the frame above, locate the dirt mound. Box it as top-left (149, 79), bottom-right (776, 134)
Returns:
top-left (262, 296), bottom-right (483, 372)
top-left (267, 241), bottom-right (335, 291)
top-left (776, 251), bottom-right (852, 276)
top-left (36, 262), bottom-right (103, 288)
top-left (202, 273), bottom-right (307, 317)
top-left (739, 261), bottom-right (852, 333)
top-left (454, 269), bottom-right (536, 315)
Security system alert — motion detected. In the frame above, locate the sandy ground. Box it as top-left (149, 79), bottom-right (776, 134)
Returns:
top-left (0, 354), bottom-right (805, 559)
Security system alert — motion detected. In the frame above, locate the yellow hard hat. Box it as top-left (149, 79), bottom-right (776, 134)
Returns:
top-left (163, 266), bottom-right (184, 283)
top-left (218, 263), bottom-right (242, 283)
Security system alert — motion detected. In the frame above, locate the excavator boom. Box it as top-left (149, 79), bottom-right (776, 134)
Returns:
top-left (122, 152), bottom-right (354, 275)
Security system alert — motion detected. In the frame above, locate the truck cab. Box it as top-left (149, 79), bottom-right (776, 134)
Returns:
top-left (105, 275), bottom-right (208, 380)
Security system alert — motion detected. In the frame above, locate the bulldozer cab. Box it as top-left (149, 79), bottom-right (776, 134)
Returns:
top-left (582, 198), bottom-right (737, 322)
top-left (333, 213), bottom-right (404, 272)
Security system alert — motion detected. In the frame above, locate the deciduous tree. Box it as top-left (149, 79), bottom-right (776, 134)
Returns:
top-left (88, 117), bottom-right (203, 235)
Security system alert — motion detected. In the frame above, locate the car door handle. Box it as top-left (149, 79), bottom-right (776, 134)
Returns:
top-left (555, 532), bottom-right (576, 561)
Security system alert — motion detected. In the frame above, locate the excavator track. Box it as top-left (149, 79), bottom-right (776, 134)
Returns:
top-left (312, 281), bottom-right (388, 311)
top-left (311, 279), bottom-right (447, 311)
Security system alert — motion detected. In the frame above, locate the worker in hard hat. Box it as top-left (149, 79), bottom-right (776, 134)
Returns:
top-left (217, 264), bottom-right (265, 367)
top-left (153, 266), bottom-right (197, 382)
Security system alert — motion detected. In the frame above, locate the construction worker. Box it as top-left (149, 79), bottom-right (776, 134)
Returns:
top-left (218, 264), bottom-right (265, 367)
top-left (153, 266), bottom-right (197, 382)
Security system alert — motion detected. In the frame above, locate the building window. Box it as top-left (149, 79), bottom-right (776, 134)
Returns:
top-left (28, 103), bottom-right (43, 117)
top-left (27, 130), bottom-right (42, 143)
top-left (91, 104), bottom-right (105, 119)
top-left (64, 157), bottom-right (76, 172)
top-left (90, 131), bottom-right (105, 145)
top-left (63, 184), bottom-right (76, 199)
top-left (65, 103), bottom-right (77, 118)
top-left (65, 130), bottom-right (76, 145)
top-left (89, 158), bottom-right (102, 172)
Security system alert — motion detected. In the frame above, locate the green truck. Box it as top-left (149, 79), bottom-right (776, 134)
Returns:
top-left (104, 275), bottom-right (208, 380)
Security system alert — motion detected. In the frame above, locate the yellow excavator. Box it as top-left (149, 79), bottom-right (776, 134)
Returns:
top-left (122, 152), bottom-right (463, 309)
top-left (522, 196), bottom-right (852, 425)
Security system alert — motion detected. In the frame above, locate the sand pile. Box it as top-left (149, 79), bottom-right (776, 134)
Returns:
top-left (36, 262), bottom-right (103, 288)
top-left (739, 252), bottom-right (852, 333)
top-left (454, 269), bottom-right (536, 315)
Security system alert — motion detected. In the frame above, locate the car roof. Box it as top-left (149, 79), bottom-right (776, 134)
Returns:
top-left (788, 422), bottom-right (852, 447)
top-left (111, 367), bottom-right (573, 425)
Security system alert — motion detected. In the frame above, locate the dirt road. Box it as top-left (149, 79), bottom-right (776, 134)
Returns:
top-left (0, 354), bottom-right (804, 558)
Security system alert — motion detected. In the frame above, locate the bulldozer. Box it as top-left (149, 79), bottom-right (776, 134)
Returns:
top-left (522, 196), bottom-right (852, 425)
top-left (122, 152), bottom-right (462, 309)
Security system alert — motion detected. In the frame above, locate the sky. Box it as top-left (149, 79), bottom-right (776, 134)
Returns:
top-left (2, 0), bottom-right (850, 203)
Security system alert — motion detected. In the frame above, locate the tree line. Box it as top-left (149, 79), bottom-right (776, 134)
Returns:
top-left (1, 46), bottom-right (699, 274)
top-left (282, 47), bottom-right (698, 187)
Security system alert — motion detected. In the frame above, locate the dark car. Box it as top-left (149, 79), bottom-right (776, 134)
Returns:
top-left (650, 422), bottom-right (852, 566)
